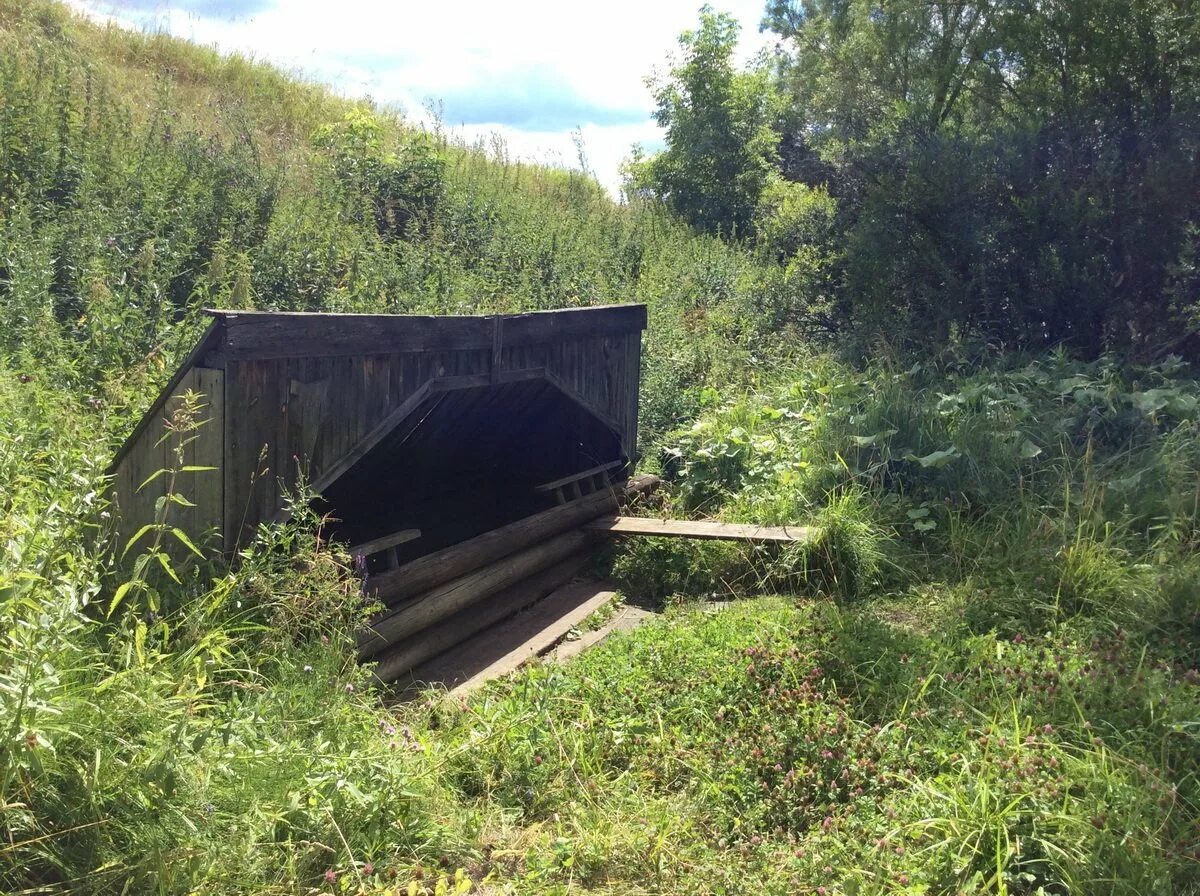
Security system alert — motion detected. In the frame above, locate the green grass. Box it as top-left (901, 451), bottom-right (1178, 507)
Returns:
top-left (0, 2), bottom-right (1198, 894)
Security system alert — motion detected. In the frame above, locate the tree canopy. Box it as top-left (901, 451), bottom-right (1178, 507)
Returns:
top-left (627, 9), bottom-right (781, 237)
top-left (641, 0), bottom-right (1200, 358)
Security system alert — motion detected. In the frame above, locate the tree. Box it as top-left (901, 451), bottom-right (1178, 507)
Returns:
top-left (628, 8), bottom-right (781, 237)
top-left (762, 0), bottom-right (1200, 357)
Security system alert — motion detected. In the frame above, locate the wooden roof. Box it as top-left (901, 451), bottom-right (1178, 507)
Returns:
top-left (109, 304), bottom-right (647, 472)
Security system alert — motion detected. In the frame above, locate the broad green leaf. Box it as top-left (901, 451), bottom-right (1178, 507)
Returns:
top-left (1107, 471), bottom-right (1142, 493)
top-left (153, 551), bottom-right (182, 584)
top-left (134, 620), bottom-right (147, 666)
top-left (171, 527), bottom-right (204, 558)
top-left (1135, 389), bottom-right (1172, 414)
top-left (1020, 440), bottom-right (1042, 459)
top-left (908, 447), bottom-right (960, 468)
top-left (137, 468), bottom-right (168, 491)
top-left (122, 524), bottom-right (156, 558)
top-left (851, 429), bottom-right (898, 447)
top-left (108, 580), bottom-right (137, 616)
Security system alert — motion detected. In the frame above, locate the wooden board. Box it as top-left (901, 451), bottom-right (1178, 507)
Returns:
top-left (366, 475), bottom-right (657, 606)
top-left (216, 304), bottom-right (647, 360)
top-left (111, 366), bottom-right (224, 559)
top-left (402, 580), bottom-right (618, 693)
top-left (535, 459), bottom-right (624, 493)
top-left (107, 320), bottom-right (223, 472)
top-left (550, 603), bottom-right (654, 664)
top-left (348, 528), bottom-right (421, 558)
top-left (584, 516), bottom-right (815, 543)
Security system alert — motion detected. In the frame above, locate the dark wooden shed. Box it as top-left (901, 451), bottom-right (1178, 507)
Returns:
top-left (109, 304), bottom-right (646, 563)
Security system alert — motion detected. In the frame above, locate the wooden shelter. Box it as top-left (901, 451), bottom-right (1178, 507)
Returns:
top-left (108, 303), bottom-right (815, 687)
top-left (109, 304), bottom-right (646, 563)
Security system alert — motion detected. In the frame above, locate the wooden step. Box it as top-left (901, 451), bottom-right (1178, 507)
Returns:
top-left (402, 580), bottom-right (618, 694)
top-left (549, 602), bottom-right (655, 664)
top-left (584, 515), bottom-right (814, 543)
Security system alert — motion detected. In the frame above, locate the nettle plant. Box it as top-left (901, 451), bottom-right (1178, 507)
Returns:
top-left (110, 389), bottom-right (213, 620)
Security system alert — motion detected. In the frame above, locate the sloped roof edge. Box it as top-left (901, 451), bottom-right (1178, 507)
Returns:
top-left (107, 318), bottom-right (225, 475)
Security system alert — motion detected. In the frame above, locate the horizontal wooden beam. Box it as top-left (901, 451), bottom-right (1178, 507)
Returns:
top-left (347, 528), bottom-right (421, 559)
top-left (406, 580), bottom-right (618, 694)
top-left (108, 320), bottom-right (224, 472)
top-left (358, 529), bottom-right (598, 658)
top-left (365, 474), bottom-right (658, 607)
top-left (211, 304), bottom-right (647, 360)
top-left (370, 550), bottom-right (592, 685)
top-left (535, 460), bottom-right (624, 494)
top-left (584, 516), bottom-right (815, 543)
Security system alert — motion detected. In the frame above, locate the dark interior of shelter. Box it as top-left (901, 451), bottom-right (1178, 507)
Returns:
top-left (313, 377), bottom-right (625, 570)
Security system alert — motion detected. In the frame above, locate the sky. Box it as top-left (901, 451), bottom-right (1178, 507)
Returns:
top-left (66, 0), bottom-right (775, 195)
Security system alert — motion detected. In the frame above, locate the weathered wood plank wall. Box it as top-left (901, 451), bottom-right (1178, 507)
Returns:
top-left (222, 320), bottom-right (643, 550)
top-left (112, 305), bottom-right (646, 556)
top-left (112, 367), bottom-right (224, 559)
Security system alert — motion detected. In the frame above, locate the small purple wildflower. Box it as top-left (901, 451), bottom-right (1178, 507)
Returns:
top-left (354, 553), bottom-right (369, 596)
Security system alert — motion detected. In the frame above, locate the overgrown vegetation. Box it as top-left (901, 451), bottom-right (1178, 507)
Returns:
top-left (1, 1), bottom-right (1198, 894)
top-left (631, 2), bottom-right (1200, 357)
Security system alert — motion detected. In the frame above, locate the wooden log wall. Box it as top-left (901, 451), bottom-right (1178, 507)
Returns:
top-left (360, 475), bottom-right (659, 683)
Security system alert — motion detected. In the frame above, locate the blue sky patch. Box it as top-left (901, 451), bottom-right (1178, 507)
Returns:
top-left (116, 0), bottom-right (272, 17)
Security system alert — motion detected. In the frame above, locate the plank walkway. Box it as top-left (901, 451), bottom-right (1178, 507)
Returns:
top-left (401, 580), bottom-right (619, 694)
top-left (549, 603), bottom-right (655, 664)
top-left (584, 515), bottom-right (814, 543)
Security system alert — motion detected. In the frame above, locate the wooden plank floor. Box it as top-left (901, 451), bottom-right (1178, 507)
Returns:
top-left (401, 580), bottom-right (618, 694)
top-left (584, 515), bottom-right (814, 543)
top-left (549, 602), bottom-right (655, 664)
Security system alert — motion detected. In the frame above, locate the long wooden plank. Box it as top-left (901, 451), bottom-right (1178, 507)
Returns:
top-left (370, 551), bottom-right (592, 684)
top-left (535, 459), bottom-right (624, 493)
top-left (584, 516), bottom-right (815, 543)
top-left (302, 379), bottom-right (436, 504)
top-left (550, 603), bottom-right (654, 664)
top-left (214, 305), bottom-right (647, 361)
top-left (358, 529), bottom-right (598, 658)
top-left (366, 474), bottom-right (658, 606)
top-left (404, 581), bottom-right (618, 693)
top-left (191, 367), bottom-right (225, 554)
top-left (108, 320), bottom-right (224, 472)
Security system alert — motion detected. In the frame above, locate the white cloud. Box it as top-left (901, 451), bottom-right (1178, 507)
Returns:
top-left (66, 0), bottom-right (774, 194)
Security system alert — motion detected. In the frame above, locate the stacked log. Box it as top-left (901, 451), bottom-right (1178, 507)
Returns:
top-left (359, 474), bottom-right (657, 684)
top-left (370, 551), bottom-right (592, 685)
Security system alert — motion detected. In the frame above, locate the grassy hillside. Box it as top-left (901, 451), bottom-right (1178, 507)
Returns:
top-left (0, 0), bottom-right (797, 448)
top-left (1, 2), bottom-right (1198, 895)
